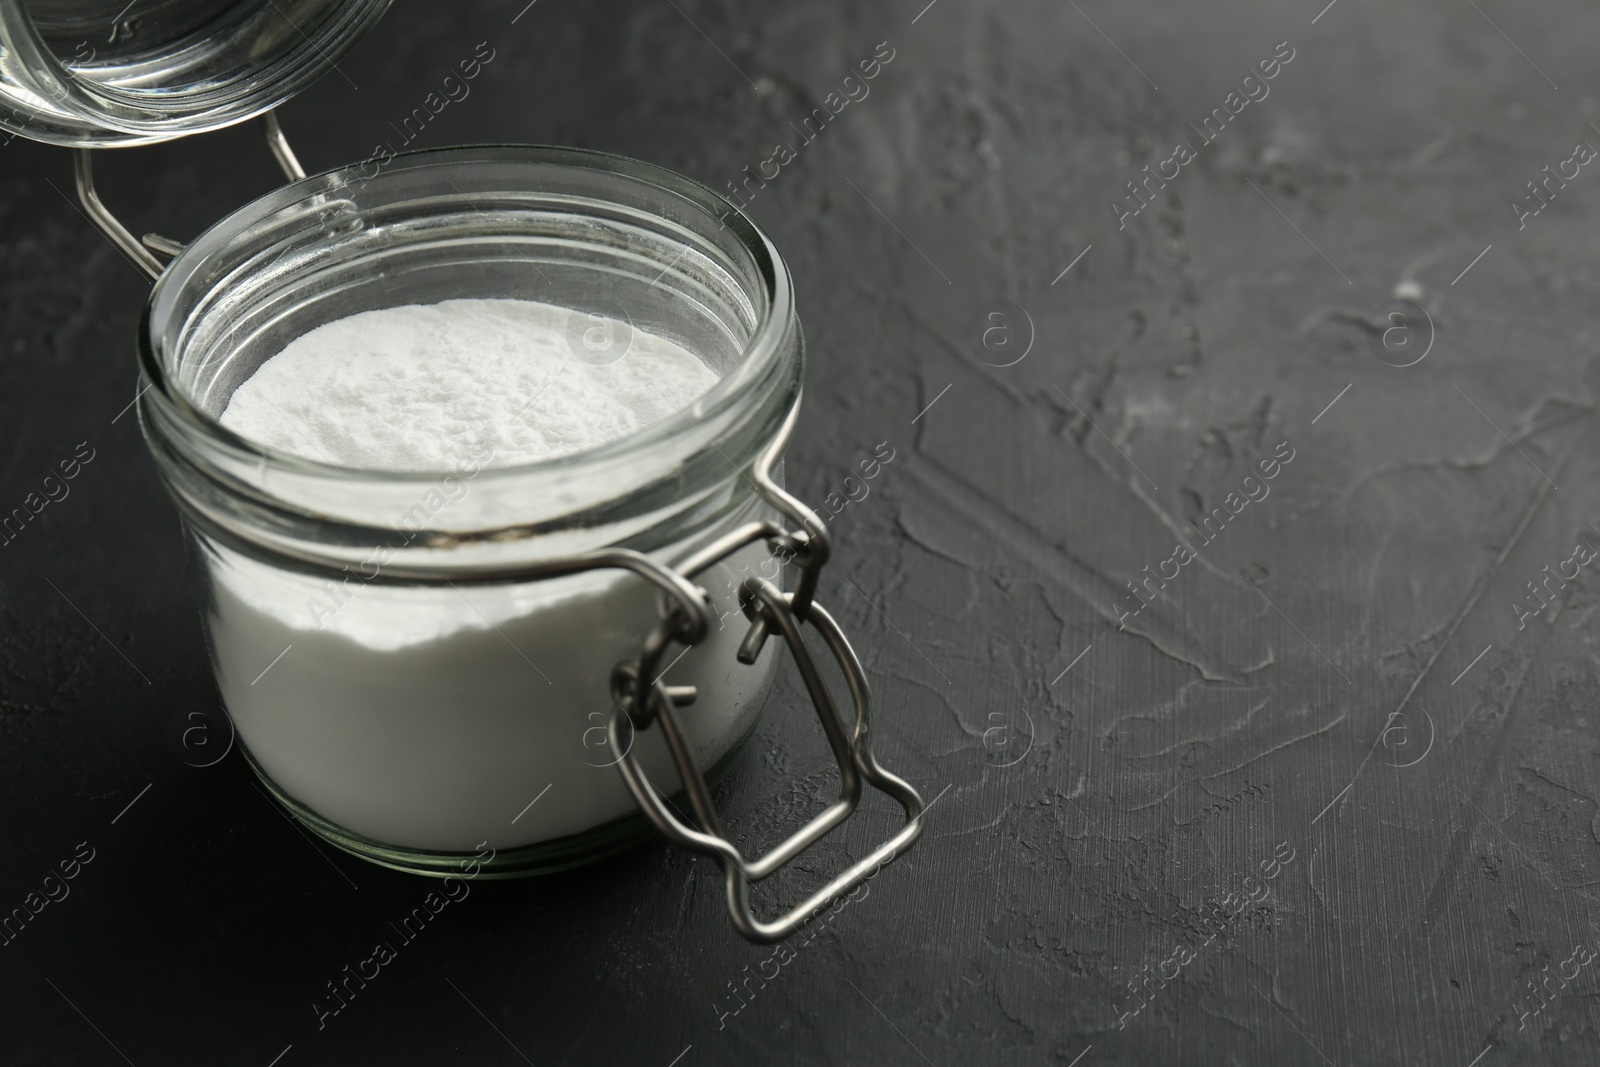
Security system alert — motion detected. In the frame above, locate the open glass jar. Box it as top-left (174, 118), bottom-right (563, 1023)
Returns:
top-left (142, 145), bottom-right (805, 866)
top-left (9, 3), bottom-right (924, 942)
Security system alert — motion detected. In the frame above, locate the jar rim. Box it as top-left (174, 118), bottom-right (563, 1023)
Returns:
top-left (140, 144), bottom-right (796, 487)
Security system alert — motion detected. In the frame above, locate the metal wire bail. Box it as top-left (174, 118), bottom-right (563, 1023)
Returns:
top-left (604, 402), bottom-right (927, 942)
top-left (73, 110), bottom-right (306, 282)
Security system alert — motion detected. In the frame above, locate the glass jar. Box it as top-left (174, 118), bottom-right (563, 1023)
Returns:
top-left (139, 146), bottom-right (805, 875)
top-left (13, 0), bottom-right (924, 938)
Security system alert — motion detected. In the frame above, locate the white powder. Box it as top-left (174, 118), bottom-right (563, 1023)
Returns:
top-left (219, 298), bottom-right (719, 469)
top-left (204, 299), bottom-right (777, 854)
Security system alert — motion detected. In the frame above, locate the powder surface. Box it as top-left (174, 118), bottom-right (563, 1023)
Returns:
top-left (219, 298), bottom-right (720, 470)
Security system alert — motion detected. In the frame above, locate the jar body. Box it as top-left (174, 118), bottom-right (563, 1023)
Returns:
top-left (140, 147), bottom-right (803, 874)
top-left (198, 497), bottom-right (781, 859)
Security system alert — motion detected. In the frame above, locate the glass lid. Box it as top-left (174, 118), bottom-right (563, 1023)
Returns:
top-left (0, 0), bottom-right (389, 146)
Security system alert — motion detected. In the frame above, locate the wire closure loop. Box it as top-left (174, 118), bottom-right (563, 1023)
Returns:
top-left (605, 402), bottom-right (926, 942)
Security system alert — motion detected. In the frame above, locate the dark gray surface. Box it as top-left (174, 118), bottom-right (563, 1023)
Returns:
top-left (4, 0), bottom-right (1600, 1063)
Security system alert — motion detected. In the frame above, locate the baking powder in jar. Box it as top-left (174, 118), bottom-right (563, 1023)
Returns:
top-left (139, 147), bottom-right (804, 874)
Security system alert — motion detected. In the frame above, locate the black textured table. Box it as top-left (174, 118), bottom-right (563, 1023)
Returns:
top-left (4, 0), bottom-right (1599, 1064)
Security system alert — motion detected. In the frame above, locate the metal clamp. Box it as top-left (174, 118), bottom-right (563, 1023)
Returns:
top-left (605, 403), bottom-right (926, 942)
top-left (73, 110), bottom-right (305, 282)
